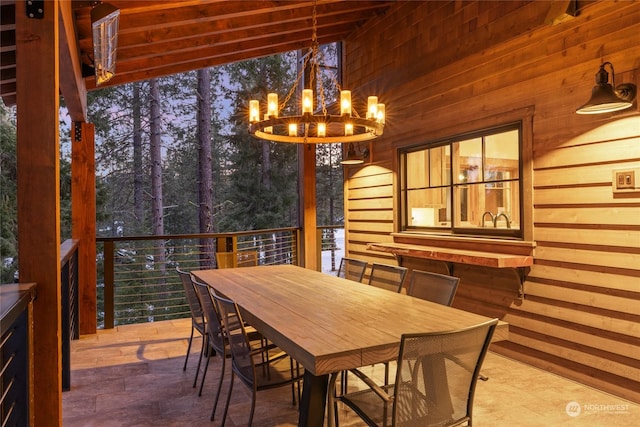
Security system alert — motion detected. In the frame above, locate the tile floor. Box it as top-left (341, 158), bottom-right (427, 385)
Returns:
top-left (63, 318), bottom-right (639, 426)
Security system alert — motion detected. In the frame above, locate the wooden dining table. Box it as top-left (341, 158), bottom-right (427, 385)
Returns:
top-left (192, 264), bottom-right (504, 427)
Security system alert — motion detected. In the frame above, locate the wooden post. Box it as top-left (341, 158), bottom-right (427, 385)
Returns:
top-left (72, 122), bottom-right (97, 334)
top-left (299, 143), bottom-right (318, 270)
top-left (297, 49), bottom-right (319, 271)
top-left (16, 0), bottom-right (62, 424)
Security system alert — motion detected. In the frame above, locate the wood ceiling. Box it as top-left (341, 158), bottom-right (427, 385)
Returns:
top-left (0, 0), bottom-right (394, 107)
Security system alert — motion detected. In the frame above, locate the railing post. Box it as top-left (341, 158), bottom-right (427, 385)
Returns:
top-left (296, 229), bottom-right (301, 266)
top-left (231, 235), bottom-right (239, 267)
top-left (316, 227), bottom-right (322, 271)
top-left (104, 241), bottom-right (115, 329)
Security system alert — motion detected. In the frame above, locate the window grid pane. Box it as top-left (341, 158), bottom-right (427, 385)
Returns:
top-left (401, 123), bottom-right (522, 238)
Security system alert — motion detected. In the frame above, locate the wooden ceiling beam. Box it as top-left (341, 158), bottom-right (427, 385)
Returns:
top-left (2, 0), bottom-right (393, 95)
top-left (113, 27), bottom-right (348, 75)
top-left (58, 0), bottom-right (87, 121)
top-left (112, 1), bottom-right (386, 31)
top-left (86, 33), bottom-right (341, 90)
top-left (118, 7), bottom-right (382, 56)
top-left (115, 14), bottom-right (365, 61)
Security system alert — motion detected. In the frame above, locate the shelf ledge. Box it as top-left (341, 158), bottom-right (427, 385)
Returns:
top-left (366, 242), bottom-right (533, 269)
top-left (367, 241), bottom-right (533, 300)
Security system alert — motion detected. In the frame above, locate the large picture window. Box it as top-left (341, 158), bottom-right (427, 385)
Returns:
top-left (400, 122), bottom-right (523, 238)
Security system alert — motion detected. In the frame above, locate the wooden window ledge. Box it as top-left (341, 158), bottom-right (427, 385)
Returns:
top-left (367, 235), bottom-right (535, 299)
top-left (366, 242), bottom-right (533, 269)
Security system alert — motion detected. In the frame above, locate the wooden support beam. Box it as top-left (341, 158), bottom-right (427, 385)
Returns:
top-left (71, 121), bottom-right (96, 334)
top-left (59, 0), bottom-right (87, 121)
top-left (16, 0), bottom-right (63, 425)
top-left (299, 143), bottom-right (318, 270)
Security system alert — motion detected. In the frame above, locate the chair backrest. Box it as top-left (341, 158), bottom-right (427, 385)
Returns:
top-left (216, 251), bottom-right (258, 268)
top-left (407, 270), bottom-right (460, 306)
top-left (191, 278), bottom-right (225, 354)
top-left (337, 258), bottom-right (367, 282)
top-left (367, 263), bottom-right (408, 292)
top-left (393, 319), bottom-right (498, 427)
top-left (176, 267), bottom-right (203, 323)
top-left (211, 293), bottom-right (256, 387)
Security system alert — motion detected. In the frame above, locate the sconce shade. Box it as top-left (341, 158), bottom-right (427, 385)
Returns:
top-left (91, 3), bottom-right (120, 85)
top-left (341, 143), bottom-right (369, 165)
top-left (576, 63), bottom-right (636, 114)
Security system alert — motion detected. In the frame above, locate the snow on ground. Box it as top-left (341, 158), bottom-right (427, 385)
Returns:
top-left (320, 228), bottom-right (344, 275)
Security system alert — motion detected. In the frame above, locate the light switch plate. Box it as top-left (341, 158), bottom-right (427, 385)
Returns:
top-left (613, 169), bottom-right (640, 193)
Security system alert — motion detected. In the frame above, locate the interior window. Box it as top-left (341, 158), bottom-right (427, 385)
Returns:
top-left (401, 122), bottom-right (522, 238)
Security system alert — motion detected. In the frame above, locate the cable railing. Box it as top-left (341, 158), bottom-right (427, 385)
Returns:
top-left (60, 239), bottom-right (79, 392)
top-left (97, 226), bottom-right (344, 329)
top-left (97, 228), bottom-right (301, 329)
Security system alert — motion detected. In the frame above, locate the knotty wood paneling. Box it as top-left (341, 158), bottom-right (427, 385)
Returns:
top-left (343, 0), bottom-right (640, 402)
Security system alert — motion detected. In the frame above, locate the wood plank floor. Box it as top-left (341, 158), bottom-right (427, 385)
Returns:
top-left (63, 318), bottom-right (639, 426)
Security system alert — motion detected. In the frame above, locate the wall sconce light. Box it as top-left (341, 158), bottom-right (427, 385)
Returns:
top-left (91, 2), bottom-right (120, 85)
top-left (576, 62), bottom-right (636, 114)
top-left (341, 143), bottom-right (370, 165)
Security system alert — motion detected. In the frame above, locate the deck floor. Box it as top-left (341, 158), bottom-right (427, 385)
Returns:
top-left (63, 318), bottom-right (638, 426)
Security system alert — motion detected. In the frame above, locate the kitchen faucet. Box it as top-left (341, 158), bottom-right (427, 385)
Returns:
top-left (493, 212), bottom-right (511, 229)
top-left (481, 211), bottom-right (494, 227)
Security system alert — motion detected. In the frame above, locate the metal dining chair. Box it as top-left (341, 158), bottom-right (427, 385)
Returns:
top-left (192, 278), bottom-right (276, 422)
top-left (176, 267), bottom-right (205, 386)
top-left (407, 269), bottom-right (460, 306)
top-left (337, 257), bottom-right (368, 282)
top-left (212, 293), bottom-right (304, 427)
top-left (191, 278), bottom-right (229, 421)
top-left (333, 319), bottom-right (499, 427)
top-left (406, 270), bottom-right (489, 381)
top-left (367, 263), bottom-right (408, 293)
top-left (341, 263), bottom-right (408, 394)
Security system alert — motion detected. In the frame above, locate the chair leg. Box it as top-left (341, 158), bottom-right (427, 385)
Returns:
top-left (193, 335), bottom-right (206, 388)
top-left (341, 370), bottom-right (348, 395)
top-left (289, 359), bottom-right (302, 406)
top-left (248, 389), bottom-right (257, 427)
top-left (220, 371), bottom-right (235, 427)
top-left (198, 348), bottom-right (212, 396)
top-left (210, 355), bottom-right (226, 421)
top-left (327, 372), bottom-right (339, 427)
top-left (296, 362), bottom-right (302, 405)
top-left (183, 325), bottom-right (194, 371)
top-left (384, 361), bottom-right (389, 386)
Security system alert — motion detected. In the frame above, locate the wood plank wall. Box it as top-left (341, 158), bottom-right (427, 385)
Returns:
top-left (343, 0), bottom-right (640, 403)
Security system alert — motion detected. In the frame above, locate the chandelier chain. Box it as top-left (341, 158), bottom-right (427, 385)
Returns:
top-left (247, 0), bottom-right (384, 144)
top-left (279, 52), bottom-right (309, 110)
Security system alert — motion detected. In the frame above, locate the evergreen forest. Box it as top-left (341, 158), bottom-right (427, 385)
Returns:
top-left (0, 48), bottom-right (345, 287)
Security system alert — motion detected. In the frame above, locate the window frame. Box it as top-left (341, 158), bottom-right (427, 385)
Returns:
top-left (399, 121), bottom-right (524, 239)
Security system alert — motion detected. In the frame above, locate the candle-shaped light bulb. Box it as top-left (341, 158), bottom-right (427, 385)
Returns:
top-left (267, 93), bottom-right (278, 118)
top-left (289, 123), bottom-right (298, 136)
top-left (302, 89), bottom-right (313, 114)
top-left (376, 103), bottom-right (385, 124)
top-left (340, 90), bottom-right (352, 116)
top-left (249, 100), bottom-right (260, 123)
top-left (345, 123), bottom-right (354, 136)
top-left (367, 96), bottom-right (378, 119)
top-left (317, 122), bottom-right (326, 137)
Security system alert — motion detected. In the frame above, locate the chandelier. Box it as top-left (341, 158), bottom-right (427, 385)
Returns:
top-left (248, 1), bottom-right (384, 144)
